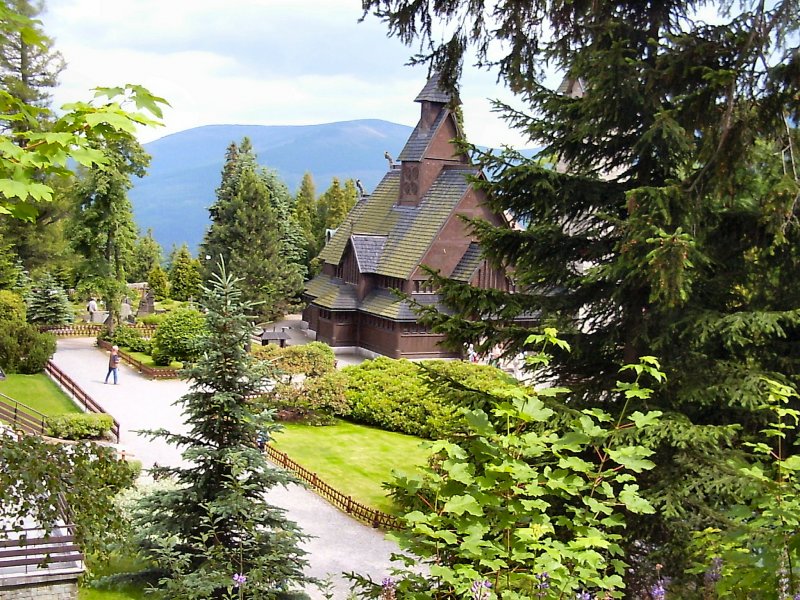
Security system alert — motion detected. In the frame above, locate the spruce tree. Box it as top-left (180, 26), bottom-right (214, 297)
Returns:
top-left (128, 228), bottom-right (163, 283)
top-left (168, 244), bottom-right (201, 302)
top-left (201, 139), bottom-right (304, 319)
top-left (134, 262), bottom-right (309, 598)
top-left (0, 0), bottom-right (65, 131)
top-left (25, 271), bottom-right (72, 326)
top-left (364, 0), bottom-right (800, 590)
top-left (147, 264), bottom-right (169, 301)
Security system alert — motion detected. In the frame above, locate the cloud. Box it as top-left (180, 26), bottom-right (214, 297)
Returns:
top-left (42, 0), bottom-right (532, 148)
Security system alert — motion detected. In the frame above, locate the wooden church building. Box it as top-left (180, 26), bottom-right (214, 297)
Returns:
top-left (302, 75), bottom-right (513, 359)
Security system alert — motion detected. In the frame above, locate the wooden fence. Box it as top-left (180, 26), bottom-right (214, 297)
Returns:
top-left (44, 360), bottom-right (121, 442)
top-left (264, 445), bottom-right (402, 530)
top-left (0, 392), bottom-right (48, 436)
top-left (0, 524), bottom-right (83, 577)
top-left (40, 323), bottom-right (157, 337)
top-left (97, 339), bottom-right (180, 379)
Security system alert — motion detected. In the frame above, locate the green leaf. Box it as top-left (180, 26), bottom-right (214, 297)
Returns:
top-left (628, 410), bottom-right (663, 428)
top-left (443, 494), bottom-right (484, 516)
top-left (619, 484), bottom-right (655, 514)
top-left (607, 446), bottom-right (655, 473)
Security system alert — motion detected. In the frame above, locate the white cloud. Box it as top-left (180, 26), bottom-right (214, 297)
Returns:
top-left (42, 0), bottom-right (534, 148)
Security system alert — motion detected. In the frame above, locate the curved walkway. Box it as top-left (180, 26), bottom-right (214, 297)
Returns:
top-left (52, 338), bottom-right (402, 599)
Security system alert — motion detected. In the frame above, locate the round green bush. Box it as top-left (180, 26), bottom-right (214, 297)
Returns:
top-left (151, 308), bottom-right (207, 363)
top-left (46, 413), bottom-right (113, 440)
top-left (0, 320), bottom-right (56, 374)
top-left (0, 290), bottom-right (26, 323)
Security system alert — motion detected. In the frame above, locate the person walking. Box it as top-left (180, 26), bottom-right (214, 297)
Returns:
top-left (105, 345), bottom-right (121, 384)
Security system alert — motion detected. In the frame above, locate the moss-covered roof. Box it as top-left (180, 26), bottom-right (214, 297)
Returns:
top-left (450, 241), bottom-right (482, 282)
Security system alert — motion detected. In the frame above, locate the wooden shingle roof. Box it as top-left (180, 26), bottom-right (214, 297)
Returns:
top-left (414, 72), bottom-right (453, 104)
top-left (450, 241), bottom-right (483, 282)
top-left (397, 110), bottom-right (448, 162)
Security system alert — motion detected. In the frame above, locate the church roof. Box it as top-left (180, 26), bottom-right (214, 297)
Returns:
top-left (450, 242), bottom-right (483, 282)
top-left (397, 109), bottom-right (449, 162)
top-left (316, 165), bottom-right (476, 280)
top-left (350, 235), bottom-right (386, 274)
top-left (414, 72), bottom-right (453, 104)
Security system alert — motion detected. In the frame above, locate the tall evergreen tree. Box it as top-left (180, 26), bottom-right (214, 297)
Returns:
top-left (128, 228), bottom-right (163, 283)
top-left (201, 139), bottom-right (304, 319)
top-left (364, 0), bottom-right (800, 590)
top-left (314, 177), bottom-right (358, 251)
top-left (294, 171), bottom-right (317, 249)
top-left (134, 262), bottom-right (309, 598)
top-left (0, 0), bottom-right (64, 133)
top-left (168, 243), bottom-right (201, 302)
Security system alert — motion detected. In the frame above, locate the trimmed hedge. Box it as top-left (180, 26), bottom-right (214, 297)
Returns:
top-left (47, 413), bottom-right (114, 440)
top-left (252, 341), bottom-right (336, 377)
top-left (343, 357), bottom-right (518, 439)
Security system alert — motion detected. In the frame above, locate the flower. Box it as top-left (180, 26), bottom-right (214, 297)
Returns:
top-left (232, 573), bottom-right (247, 587)
top-left (576, 592), bottom-right (593, 600)
top-left (704, 557), bottom-right (722, 585)
top-left (381, 576), bottom-right (396, 600)
top-left (650, 582), bottom-right (666, 600)
top-left (471, 579), bottom-right (492, 600)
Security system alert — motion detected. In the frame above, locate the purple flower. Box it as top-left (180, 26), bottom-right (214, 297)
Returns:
top-left (232, 573), bottom-right (247, 587)
top-left (381, 577), bottom-right (396, 600)
top-left (650, 582), bottom-right (666, 600)
top-left (576, 592), bottom-right (592, 600)
top-left (536, 571), bottom-right (551, 590)
top-left (471, 579), bottom-right (492, 600)
top-left (704, 557), bottom-right (722, 585)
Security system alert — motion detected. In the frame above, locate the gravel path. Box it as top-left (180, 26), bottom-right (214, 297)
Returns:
top-left (52, 337), bottom-right (402, 598)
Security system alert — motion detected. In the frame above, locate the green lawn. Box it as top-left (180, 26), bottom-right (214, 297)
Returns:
top-left (79, 551), bottom-right (150, 600)
top-left (123, 349), bottom-right (182, 370)
top-left (271, 419), bottom-right (430, 514)
top-left (79, 588), bottom-right (146, 600)
top-left (0, 373), bottom-right (81, 415)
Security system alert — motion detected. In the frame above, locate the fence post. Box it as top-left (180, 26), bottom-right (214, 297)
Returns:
top-left (346, 496), bottom-right (353, 513)
top-left (310, 473), bottom-right (318, 489)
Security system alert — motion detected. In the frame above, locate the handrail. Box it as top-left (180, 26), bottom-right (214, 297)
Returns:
top-left (0, 524), bottom-right (83, 574)
top-left (264, 444), bottom-right (402, 530)
top-left (44, 360), bottom-right (121, 442)
top-left (0, 392), bottom-right (48, 436)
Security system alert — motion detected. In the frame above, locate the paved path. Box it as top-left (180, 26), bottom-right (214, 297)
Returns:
top-left (52, 338), bottom-right (402, 598)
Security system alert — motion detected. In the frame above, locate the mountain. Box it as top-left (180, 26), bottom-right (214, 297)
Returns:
top-left (129, 120), bottom-right (414, 252)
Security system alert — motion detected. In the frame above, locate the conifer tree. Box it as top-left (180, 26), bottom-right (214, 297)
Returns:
top-left (364, 0), bottom-right (800, 590)
top-left (134, 262), bottom-right (309, 598)
top-left (25, 271), bottom-right (72, 326)
top-left (315, 177), bottom-right (358, 250)
top-left (201, 139), bottom-right (304, 318)
top-left (0, 0), bottom-right (65, 131)
top-left (128, 228), bottom-right (163, 283)
top-left (147, 264), bottom-right (169, 301)
top-left (168, 244), bottom-right (201, 302)
top-left (294, 172), bottom-right (317, 249)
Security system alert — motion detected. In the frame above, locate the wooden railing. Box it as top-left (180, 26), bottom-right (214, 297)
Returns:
top-left (97, 339), bottom-right (179, 379)
top-left (265, 445), bottom-right (402, 530)
top-left (44, 360), bottom-right (121, 442)
top-left (0, 525), bottom-right (83, 576)
top-left (40, 323), bottom-right (157, 337)
top-left (0, 392), bottom-right (48, 436)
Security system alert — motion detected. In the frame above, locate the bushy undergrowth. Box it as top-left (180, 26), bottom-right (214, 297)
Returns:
top-left (150, 308), bottom-right (206, 365)
top-left (343, 357), bottom-right (517, 439)
top-left (252, 340), bottom-right (336, 377)
top-left (102, 324), bottom-right (152, 354)
top-left (47, 413), bottom-right (114, 440)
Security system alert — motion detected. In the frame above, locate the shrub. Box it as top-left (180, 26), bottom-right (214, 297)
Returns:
top-left (0, 290), bottom-right (26, 323)
top-left (269, 370), bottom-right (349, 425)
top-left (107, 324), bottom-right (151, 353)
top-left (25, 273), bottom-right (74, 326)
top-left (343, 357), bottom-right (516, 439)
top-left (151, 308), bottom-right (206, 363)
top-left (147, 265), bottom-right (169, 301)
top-left (252, 341), bottom-right (335, 377)
top-left (46, 413), bottom-right (114, 440)
top-left (0, 320), bottom-right (56, 373)
top-left (138, 313), bottom-right (167, 326)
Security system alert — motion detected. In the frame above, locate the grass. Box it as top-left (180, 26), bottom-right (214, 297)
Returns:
top-left (271, 419), bottom-right (430, 514)
top-left (78, 551), bottom-right (150, 600)
top-left (123, 349), bottom-right (182, 370)
top-left (0, 373), bottom-right (81, 415)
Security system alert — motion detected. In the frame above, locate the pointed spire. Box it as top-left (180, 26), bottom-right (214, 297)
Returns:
top-left (414, 71), bottom-right (454, 104)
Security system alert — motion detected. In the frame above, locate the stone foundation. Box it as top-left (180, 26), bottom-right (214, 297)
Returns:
top-left (0, 580), bottom-right (77, 599)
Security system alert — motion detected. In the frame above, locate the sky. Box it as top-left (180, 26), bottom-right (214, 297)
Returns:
top-left (41, 0), bottom-right (544, 149)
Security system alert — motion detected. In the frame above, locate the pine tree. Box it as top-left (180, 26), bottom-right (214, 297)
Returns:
top-left (201, 139), bottom-right (304, 319)
top-left (168, 244), bottom-right (201, 302)
top-left (294, 172), bottom-right (317, 249)
top-left (128, 228), bottom-right (163, 283)
top-left (364, 0), bottom-right (800, 591)
top-left (147, 264), bottom-right (169, 301)
top-left (25, 271), bottom-right (72, 326)
top-left (134, 262), bottom-right (309, 598)
top-left (0, 0), bottom-right (65, 133)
